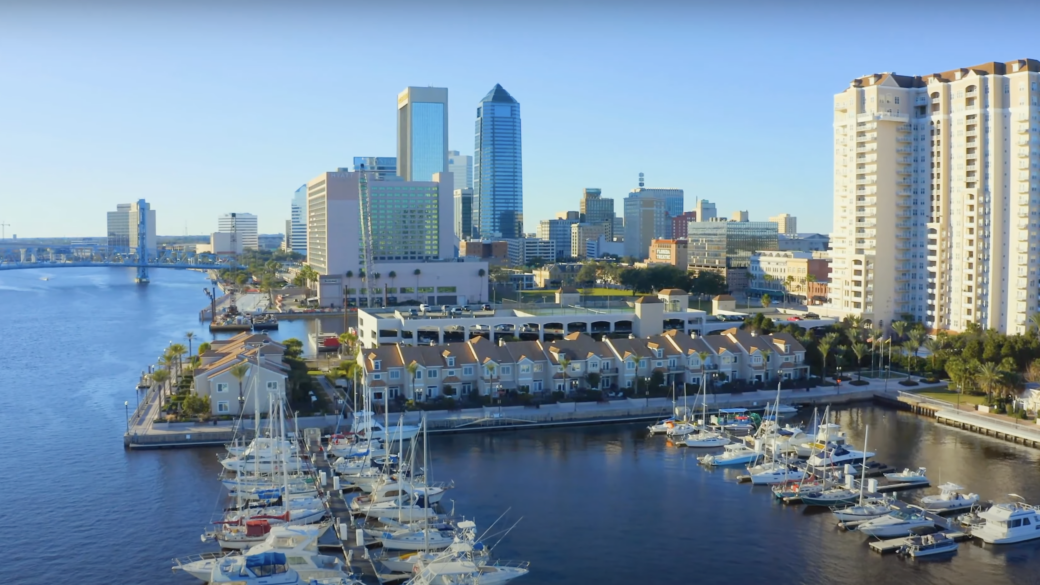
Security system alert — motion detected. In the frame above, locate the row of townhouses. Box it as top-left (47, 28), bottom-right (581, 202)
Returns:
top-left (357, 328), bottom-right (809, 402)
top-left (193, 333), bottom-right (289, 416)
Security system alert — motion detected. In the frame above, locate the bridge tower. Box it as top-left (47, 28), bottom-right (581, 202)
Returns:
top-left (135, 198), bottom-right (150, 284)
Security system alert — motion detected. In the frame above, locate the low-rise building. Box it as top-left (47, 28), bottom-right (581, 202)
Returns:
top-left (748, 251), bottom-right (831, 303)
top-left (460, 240), bottom-right (509, 266)
top-left (571, 223), bottom-right (609, 259)
top-left (532, 263), bottom-right (583, 288)
top-left (647, 239), bottom-right (689, 268)
top-left (507, 238), bottom-right (556, 267)
top-left (585, 235), bottom-right (625, 259)
top-left (777, 233), bottom-right (830, 253)
top-left (193, 333), bottom-right (288, 416)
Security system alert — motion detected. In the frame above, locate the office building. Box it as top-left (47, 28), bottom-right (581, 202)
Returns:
top-left (623, 196), bottom-right (668, 259)
top-left (572, 222), bottom-right (609, 259)
top-left (749, 251), bottom-right (831, 303)
top-left (579, 188), bottom-right (616, 238)
top-left (258, 234), bottom-right (284, 251)
top-left (454, 188), bottom-right (474, 242)
top-left (448, 150), bottom-right (473, 190)
top-left (695, 199), bottom-right (717, 222)
top-left (778, 233), bottom-right (830, 253)
top-left (107, 200), bottom-right (156, 256)
top-left (218, 213), bottom-right (258, 251)
top-left (397, 87), bottom-right (448, 182)
top-left (352, 157), bottom-right (398, 181)
top-left (290, 185), bottom-right (307, 256)
top-left (648, 239), bottom-right (689, 268)
top-left (198, 232), bottom-right (241, 255)
top-left (686, 219), bottom-right (779, 268)
top-left (459, 239), bottom-right (509, 266)
top-left (106, 204), bottom-right (131, 249)
top-left (671, 211), bottom-right (697, 240)
top-left (538, 217), bottom-right (579, 259)
top-left (829, 59), bottom-right (1040, 333)
top-left (557, 211), bottom-right (580, 220)
top-left (507, 238), bottom-right (556, 267)
top-left (473, 84), bottom-right (523, 239)
top-left (769, 213), bottom-right (797, 235)
top-left (586, 235), bottom-right (625, 259)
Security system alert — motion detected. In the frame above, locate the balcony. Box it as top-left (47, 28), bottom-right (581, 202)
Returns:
top-left (896, 197), bottom-right (912, 207)
top-left (1019, 124), bottom-right (1031, 134)
top-left (897, 123), bottom-right (912, 132)
top-left (897, 135), bottom-right (912, 143)
top-left (1020, 149), bottom-right (1031, 157)
top-left (855, 178), bottom-right (876, 185)
top-left (896, 146), bottom-right (913, 154)
top-left (856, 145), bottom-right (877, 153)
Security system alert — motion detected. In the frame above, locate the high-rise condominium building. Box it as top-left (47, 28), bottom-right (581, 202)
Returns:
top-left (538, 217), bottom-right (578, 258)
top-left (769, 213), bottom-right (797, 235)
top-left (696, 199), bottom-right (717, 222)
top-left (107, 200), bottom-right (156, 256)
top-left (352, 157), bottom-right (398, 181)
top-left (218, 213), bottom-right (258, 251)
top-left (397, 87), bottom-right (448, 182)
top-left (830, 59), bottom-right (1040, 333)
top-left (448, 150), bottom-right (473, 190)
top-left (623, 187), bottom-right (682, 258)
top-left (290, 185), bottom-right (307, 257)
top-left (454, 188), bottom-right (474, 241)
top-left (580, 188), bottom-right (616, 238)
top-left (305, 170), bottom-right (454, 276)
top-left (473, 84), bottom-right (523, 239)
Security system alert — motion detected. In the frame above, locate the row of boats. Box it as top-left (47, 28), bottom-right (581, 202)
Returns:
top-left (172, 368), bottom-right (529, 585)
top-left (648, 380), bottom-right (1040, 557)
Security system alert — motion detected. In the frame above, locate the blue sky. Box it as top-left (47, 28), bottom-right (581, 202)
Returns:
top-left (4, 0), bottom-right (1040, 238)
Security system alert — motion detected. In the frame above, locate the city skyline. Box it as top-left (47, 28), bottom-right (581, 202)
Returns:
top-left (5, 3), bottom-right (1040, 237)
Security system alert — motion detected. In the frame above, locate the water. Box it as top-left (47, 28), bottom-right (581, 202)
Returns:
top-left (3, 267), bottom-right (1040, 584)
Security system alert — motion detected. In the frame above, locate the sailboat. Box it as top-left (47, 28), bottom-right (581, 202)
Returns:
top-left (684, 374), bottom-right (729, 448)
top-left (829, 425), bottom-right (895, 522)
top-left (802, 423), bottom-right (874, 508)
top-left (745, 381), bottom-right (804, 485)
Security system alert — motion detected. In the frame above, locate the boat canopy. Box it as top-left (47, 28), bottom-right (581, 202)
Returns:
top-left (246, 552), bottom-right (287, 567)
top-left (718, 408), bottom-right (749, 414)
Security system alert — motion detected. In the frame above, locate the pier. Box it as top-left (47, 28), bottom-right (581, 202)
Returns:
top-left (886, 391), bottom-right (1040, 450)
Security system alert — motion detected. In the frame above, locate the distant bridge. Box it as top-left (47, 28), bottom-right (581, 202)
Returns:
top-left (0, 245), bottom-right (242, 282)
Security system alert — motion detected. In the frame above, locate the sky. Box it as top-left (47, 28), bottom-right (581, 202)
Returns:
top-left (4, 0), bottom-right (1040, 238)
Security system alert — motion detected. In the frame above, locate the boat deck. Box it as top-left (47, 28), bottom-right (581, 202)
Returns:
top-left (868, 531), bottom-right (970, 554)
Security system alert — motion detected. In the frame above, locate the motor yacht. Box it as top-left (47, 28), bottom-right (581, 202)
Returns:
top-left (746, 459), bottom-right (803, 485)
top-left (177, 525), bottom-right (343, 581)
top-left (698, 444), bottom-right (762, 467)
top-left (858, 510), bottom-right (934, 538)
top-left (205, 552), bottom-right (360, 585)
top-left (970, 496), bottom-right (1040, 544)
top-left (883, 467), bottom-right (929, 484)
top-left (807, 444), bottom-right (874, 468)
top-left (406, 557), bottom-right (530, 585)
top-left (793, 422), bottom-right (850, 457)
top-left (920, 483), bottom-right (980, 512)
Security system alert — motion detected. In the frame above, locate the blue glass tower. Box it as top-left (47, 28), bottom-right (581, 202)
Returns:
top-left (474, 84), bottom-right (523, 239)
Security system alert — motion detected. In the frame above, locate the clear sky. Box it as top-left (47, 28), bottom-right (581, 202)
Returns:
top-left (4, 0), bottom-right (1040, 238)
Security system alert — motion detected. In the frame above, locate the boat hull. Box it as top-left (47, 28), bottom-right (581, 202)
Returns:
top-left (903, 543), bottom-right (959, 557)
top-left (920, 495), bottom-right (980, 512)
top-left (859, 521), bottom-right (932, 538)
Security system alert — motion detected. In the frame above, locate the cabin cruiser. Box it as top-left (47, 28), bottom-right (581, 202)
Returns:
top-left (177, 525), bottom-right (342, 581)
top-left (353, 411), bottom-right (420, 443)
top-left (205, 552), bottom-right (360, 584)
top-left (831, 496), bottom-right (895, 523)
top-left (683, 431), bottom-right (729, 448)
top-left (858, 510), bottom-right (934, 538)
top-left (898, 532), bottom-right (959, 558)
top-left (883, 467), bottom-right (929, 484)
top-left (648, 418), bottom-right (677, 434)
top-left (807, 444), bottom-right (874, 468)
top-left (970, 496), bottom-right (1040, 544)
top-left (406, 557), bottom-right (530, 585)
top-left (698, 444), bottom-right (762, 467)
top-left (746, 458), bottom-right (803, 485)
top-left (794, 423), bottom-right (850, 457)
top-left (920, 483), bottom-right (980, 512)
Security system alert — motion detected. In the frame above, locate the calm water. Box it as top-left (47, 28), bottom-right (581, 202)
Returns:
top-left (3, 267), bottom-right (1040, 584)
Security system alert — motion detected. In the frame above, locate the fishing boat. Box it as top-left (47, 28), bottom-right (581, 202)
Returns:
top-left (405, 557), bottom-right (530, 585)
top-left (897, 531), bottom-right (959, 558)
top-left (883, 467), bottom-right (929, 484)
top-left (176, 524), bottom-right (343, 581)
top-left (970, 495), bottom-right (1040, 544)
top-left (206, 552), bottom-right (360, 584)
top-left (858, 509), bottom-right (935, 538)
top-left (807, 444), bottom-right (874, 468)
top-left (698, 443), bottom-right (762, 467)
top-left (920, 483), bottom-right (980, 512)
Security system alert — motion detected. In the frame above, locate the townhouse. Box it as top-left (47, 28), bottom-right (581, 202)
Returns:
top-left (193, 333), bottom-right (289, 416)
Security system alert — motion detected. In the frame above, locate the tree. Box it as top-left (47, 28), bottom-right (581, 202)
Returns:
top-left (923, 338), bottom-right (943, 375)
top-left (816, 339), bottom-right (832, 380)
top-left (344, 270), bottom-right (354, 308)
top-left (759, 348), bottom-right (772, 382)
top-left (784, 275), bottom-right (795, 307)
top-left (169, 343), bottom-right (188, 380)
top-left (185, 331), bottom-right (195, 357)
top-left (1030, 312), bottom-right (1040, 337)
top-left (761, 294), bottom-right (772, 309)
top-left (478, 268), bottom-right (486, 301)
top-left (976, 362), bottom-right (1003, 403)
top-left (282, 338), bottom-right (303, 360)
top-left (851, 342), bottom-right (868, 381)
top-left (576, 263), bottom-right (599, 287)
top-left (388, 271), bottom-right (397, 297)
top-left (891, 320), bottom-right (908, 343)
top-left (586, 372), bottom-right (602, 391)
top-left (406, 362), bottom-right (419, 402)
top-left (901, 341), bottom-right (918, 378)
top-left (339, 331), bottom-right (358, 359)
top-left (484, 362), bottom-right (497, 399)
top-left (197, 341), bottom-right (212, 355)
top-left (230, 362), bottom-right (251, 409)
top-left (151, 368), bottom-right (170, 403)
top-left (182, 393), bottom-right (212, 419)
top-left (689, 271), bottom-right (727, 296)
top-left (559, 357), bottom-right (572, 392)
top-left (908, 329), bottom-right (926, 372)
top-left (413, 268), bottom-right (422, 302)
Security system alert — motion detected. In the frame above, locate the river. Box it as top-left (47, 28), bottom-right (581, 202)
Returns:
top-left (3, 267), bottom-right (1040, 584)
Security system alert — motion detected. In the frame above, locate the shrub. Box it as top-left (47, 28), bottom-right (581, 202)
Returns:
top-left (898, 380), bottom-right (919, 387)
top-left (849, 379), bottom-right (870, 386)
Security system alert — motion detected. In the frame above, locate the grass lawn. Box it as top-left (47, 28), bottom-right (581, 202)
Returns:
top-left (914, 389), bottom-right (988, 406)
top-left (520, 288), bottom-right (641, 297)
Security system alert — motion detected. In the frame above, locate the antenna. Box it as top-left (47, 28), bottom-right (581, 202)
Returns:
top-left (638, 172), bottom-right (644, 188)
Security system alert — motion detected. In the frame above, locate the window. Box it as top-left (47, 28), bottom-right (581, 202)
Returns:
top-left (533, 363), bottom-right (543, 372)
top-left (390, 370), bottom-right (401, 380)
top-left (266, 381), bottom-right (278, 390)
top-left (894, 96), bottom-right (900, 104)
top-left (668, 358), bottom-right (677, 368)
top-left (428, 370), bottom-right (438, 379)
top-left (501, 366), bottom-right (512, 375)
top-left (447, 357), bottom-right (456, 367)
top-left (463, 366), bottom-right (474, 376)
top-left (447, 370), bottom-right (455, 377)
top-left (415, 370), bottom-right (423, 380)
top-left (374, 391), bottom-right (384, 401)
top-left (216, 383), bottom-right (228, 393)
top-left (520, 364), bottom-right (531, 374)
top-left (601, 360), bottom-right (611, 370)
top-left (373, 360), bottom-right (381, 371)
top-left (626, 360), bottom-right (635, 370)
top-left (372, 373), bottom-right (382, 380)
top-left (217, 401), bottom-right (229, 413)
top-left (461, 383), bottom-right (472, 394)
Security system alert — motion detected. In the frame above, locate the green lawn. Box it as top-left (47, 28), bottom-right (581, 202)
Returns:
top-left (914, 389), bottom-right (988, 406)
top-left (520, 288), bottom-right (641, 297)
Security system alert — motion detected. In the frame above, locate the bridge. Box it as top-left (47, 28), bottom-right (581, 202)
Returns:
top-left (0, 246), bottom-right (242, 283)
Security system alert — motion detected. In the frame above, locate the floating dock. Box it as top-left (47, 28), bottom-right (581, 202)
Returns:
top-left (868, 531), bottom-right (970, 554)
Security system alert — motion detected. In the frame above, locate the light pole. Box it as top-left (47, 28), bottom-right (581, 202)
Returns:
top-left (124, 401), bottom-right (130, 433)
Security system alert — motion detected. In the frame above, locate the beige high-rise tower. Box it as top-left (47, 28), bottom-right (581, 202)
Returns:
top-left (829, 59), bottom-right (1040, 334)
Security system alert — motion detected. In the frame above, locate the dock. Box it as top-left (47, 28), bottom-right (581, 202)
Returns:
top-left (868, 531), bottom-right (970, 554)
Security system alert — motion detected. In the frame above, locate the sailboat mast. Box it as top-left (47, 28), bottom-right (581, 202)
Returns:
top-left (858, 425), bottom-right (869, 506)
top-left (423, 412), bottom-right (430, 551)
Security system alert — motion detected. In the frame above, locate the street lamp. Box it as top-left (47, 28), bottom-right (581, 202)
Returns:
top-left (644, 376), bottom-right (650, 406)
top-left (124, 401), bottom-right (130, 433)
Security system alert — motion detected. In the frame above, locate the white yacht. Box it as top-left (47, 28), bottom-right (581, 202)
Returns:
top-left (176, 525), bottom-right (343, 581)
top-left (970, 496), bottom-right (1040, 544)
top-left (698, 444), bottom-right (762, 467)
top-left (684, 432), bottom-right (729, 448)
top-left (807, 444), bottom-right (874, 468)
top-left (883, 467), bottom-right (929, 484)
top-left (350, 480), bottom-right (450, 508)
top-left (898, 532), bottom-right (959, 558)
top-left (920, 483), bottom-right (980, 512)
top-left (665, 421), bottom-right (700, 439)
top-left (353, 411), bottom-right (420, 443)
top-left (746, 458), bottom-right (803, 485)
top-left (406, 558), bottom-right (530, 585)
top-left (357, 493), bottom-right (438, 522)
top-left (648, 418), bottom-right (676, 434)
top-left (221, 452), bottom-right (313, 474)
top-left (831, 496), bottom-right (895, 523)
top-left (206, 552), bottom-right (360, 585)
top-left (794, 422), bottom-right (849, 457)
top-left (858, 510), bottom-right (934, 538)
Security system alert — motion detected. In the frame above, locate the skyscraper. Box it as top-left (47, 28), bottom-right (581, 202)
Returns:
top-left (448, 150), bottom-right (473, 190)
top-left (538, 217), bottom-right (578, 258)
top-left (291, 185), bottom-right (307, 257)
top-left (769, 213), bottom-right (797, 235)
top-left (829, 59), bottom-right (1040, 333)
top-left (454, 188), bottom-right (474, 241)
top-left (106, 203), bottom-right (131, 249)
top-left (218, 213), bottom-right (259, 251)
top-left (397, 87), bottom-right (448, 182)
top-left (352, 157), bottom-right (398, 181)
top-left (473, 84), bottom-right (523, 239)
top-left (623, 186), bottom-right (683, 258)
top-left (580, 188), bottom-right (616, 238)
top-left (696, 199), bottom-right (718, 222)
top-left (107, 201), bottom-right (155, 256)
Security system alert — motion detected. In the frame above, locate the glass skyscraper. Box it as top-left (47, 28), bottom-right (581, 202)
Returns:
top-left (352, 157), bottom-right (397, 181)
top-left (397, 87), bottom-right (448, 182)
top-left (291, 184), bottom-right (307, 256)
top-left (474, 84), bottom-right (523, 239)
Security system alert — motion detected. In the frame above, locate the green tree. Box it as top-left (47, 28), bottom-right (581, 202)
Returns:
top-left (169, 343), bottom-right (188, 379)
top-left (182, 393), bottom-right (211, 419)
top-left (185, 331), bottom-right (195, 357)
top-left (413, 268), bottom-right (422, 301)
top-left (816, 338), bottom-right (832, 380)
top-left (282, 338), bottom-right (303, 360)
top-left (197, 341), bottom-right (212, 355)
top-left (558, 357), bottom-right (571, 391)
top-left (890, 320), bottom-right (908, 343)
top-left (406, 362), bottom-right (419, 401)
top-left (760, 293), bottom-right (772, 309)
top-left (923, 337), bottom-right (943, 375)
top-left (151, 368), bottom-right (170, 403)
top-left (576, 263), bottom-right (599, 287)
top-left (586, 372), bottom-right (602, 391)
top-left (851, 342), bottom-right (868, 381)
top-left (230, 362), bottom-right (251, 407)
top-left (976, 362), bottom-right (1003, 404)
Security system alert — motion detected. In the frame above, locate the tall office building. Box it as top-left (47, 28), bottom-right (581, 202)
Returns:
top-left (448, 150), bottom-right (473, 190)
top-left (579, 188), bottom-right (616, 238)
top-left (473, 84), bottom-right (523, 239)
top-left (454, 188), bottom-right (474, 241)
top-left (686, 220), bottom-right (779, 267)
top-left (290, 185), bottom-right (307, 257)
top-left (671, 211), bottom-right (697, 239)
top-left (623, 187), bottom-right (682, 258)
top-left (696, 199), bottom-right (717, 222)
top-left (732, 210), bottom-right (750, 222)
top-left (571, 223), bottom-right (609, 259)
top-left (107, 200), bottom-right (155, 256)
top-left (769, 213), bottom-right (797, 235)
top-left (218, 213), bottom-right (259, 251)
top-left (829, 59), bottom-right (1040, 333)
top-left (305, 170), bottom-right (454, 276)
top-left (397, 87), bottom-right (448, 182)
top-left (352, 157), bottom-right (398, 181)
top-left (538, 217), bottom-right (579, 258)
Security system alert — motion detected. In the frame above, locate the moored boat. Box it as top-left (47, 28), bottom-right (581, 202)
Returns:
top-left (920, 483), bottom-right (979, 512)
top-left (970, 495), bottom-right (1040, 544)
top-left (898, 532), bottom-right (959, 558)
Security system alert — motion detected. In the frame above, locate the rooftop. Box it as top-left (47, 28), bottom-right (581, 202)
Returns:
top-left (480, 83), bottom-right (518, 104)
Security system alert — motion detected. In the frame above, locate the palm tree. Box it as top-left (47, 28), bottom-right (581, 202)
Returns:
top-left (169, 343), bottom-right (188, 379)
top-left (784, 275), bottom-right (795, 308)
top-left (976, 362), bottom-right (1003, 404)
top-left (1030, 312), bottom-right (1040, 337)
top-left (923, 337), bottom-right (943, 376)
top-left (817, 339), bottom-right (832, 380)
top-left (485, 362), bottom-right (497, 400)
top-left (413, 268), bottom-right (422, 302)
top-left (890, 320), bottom-right (908, 344)
top-left (761, 293), bottom-right (772, 309)
top-left (559, 357), bottom-right (572, 393)
top-left (185, 332), bottom-right (195, 357)
top-left (406, 362), bottom-right (419, 402)
top-left (229, 362), bottom-right (250, 412)
top-left (759, 348), bottom-right (772, 382)
top-left (344, 270), bottom-right (353, 309)
top-left (338, 330), bottom-right (358, 359)
top-left (388, 271), bottom-right (397, 299)
top-left (901, 340), bottom-right (919, 379)
top-left (851, 342), bottom-right (868, 381)
top-left (478, 268), bottom-right (487, 302)
top-left (151, 368), bottom-right (170, 404)
top-left (870, 327), bottom-right (883, 376)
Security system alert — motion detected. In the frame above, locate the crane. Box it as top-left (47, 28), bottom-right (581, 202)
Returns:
top-left (357, 170), bottom-right (375, 309)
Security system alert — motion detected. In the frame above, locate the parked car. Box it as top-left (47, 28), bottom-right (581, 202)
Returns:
top-left (787, 316), bottom-right (802, 321)
top-left (449, 307), bottom-right (463, 316)
top-left (408, 309), bottom-right (419, 317)
top-left (419, 303), bottom-right (430, 312)
top-left (481, 303), bottom-right (492, 311)
top-left (804, 312), bottom-right (820, 319)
